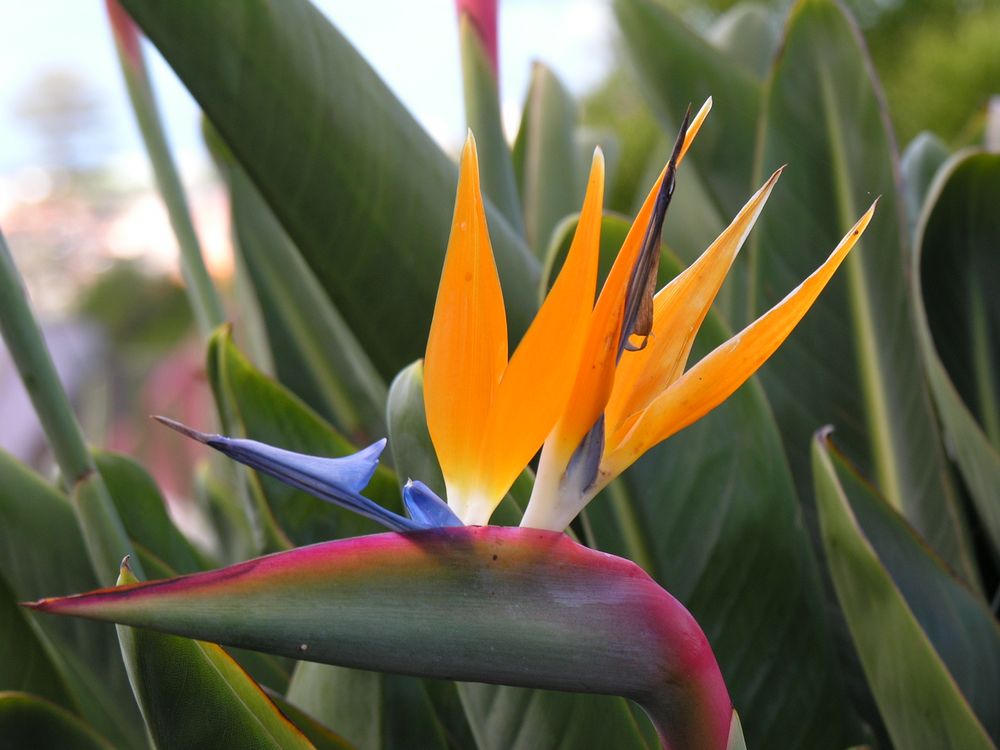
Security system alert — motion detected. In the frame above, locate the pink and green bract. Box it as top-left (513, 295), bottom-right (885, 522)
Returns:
top-left (28, 526), bottom-right (734, 750)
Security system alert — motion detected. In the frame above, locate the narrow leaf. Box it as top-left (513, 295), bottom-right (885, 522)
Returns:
top-left (214, 139), bottom-right (387, 439)
top-left (812, 432), bottom-right (996, 749)
top-left (457, 8), bottom-right (525, 235)
top-left (512, 62), bottom-right (584, 256)
top-left (113, 561), bottom-right (313, 749)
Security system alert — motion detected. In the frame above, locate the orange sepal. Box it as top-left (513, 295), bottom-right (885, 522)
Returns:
top-left (467, 151), bottom-right (607, 520)
top-left (605, 168), bottom-right (783, 433)
top-left (605, 202), bottom-right (878, 479)
top-left (424, 134), bottom-right (508, 514)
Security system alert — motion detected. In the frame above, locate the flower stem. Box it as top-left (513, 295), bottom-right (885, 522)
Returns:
top-left (107, 0), bottom-right (225, 339)
top-left (0, 229), bottom-right (140, 584)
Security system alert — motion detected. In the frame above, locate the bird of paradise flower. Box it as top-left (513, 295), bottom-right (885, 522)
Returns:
top-left (155, 98), bottom-right (874, 534)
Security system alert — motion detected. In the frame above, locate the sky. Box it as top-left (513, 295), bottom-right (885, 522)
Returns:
top-left (0, 1), bottom-right (613, 182)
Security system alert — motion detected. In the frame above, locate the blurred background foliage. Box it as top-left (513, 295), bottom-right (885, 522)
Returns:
top-left (585, 0), bottom-right (999, 203)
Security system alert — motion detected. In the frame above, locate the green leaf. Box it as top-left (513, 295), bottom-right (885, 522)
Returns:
top-left (94, 451), bottom-right (206, 575)
top-left (0, 577), bottom-right (70, 707)
top-left (458, 12), bottom-right (525, 237)
top-left (812, 433), bottom-right (996, 749)
top-left (193, 458), bottom-right (257, 565)
top-left (900, 132), bottom-right (949, 240)
top-left (0, 230), bottom-right (138, 585)
top-left (386, 361), bottom-right (446, 499)
top-left (264, 688), bottom-right (356, 750)
top-left (913, 151), bottom-right (1000, 557)
top-left (614, 0), bottom-right (761, 219)
top-left (0, 692), bottom-right (113, 750)
top-left (119, 0), bottom-right (539, 378)
top-left (511, 62), bottom-right (583, 257)
top-left (707, 3), bottom-right (779, 79)
top-left (0, 451), bottom-right (145, 748)
top-left (114, 561), bottom-right (313, 749)
top-left (286, 663), bottom-right (453, 750)
top-left (750, 0), bottom-right (976, 581)
top-left (108, 1), bottom-right (225, 337)
top-left (456, 685), bottom-right (650, 750)
top-left (214, 138), bottom-right (387, 440)
top-left (823, 437), bottom-right (1000, 740)
top-left (208, 328), bottom-right (401, 545)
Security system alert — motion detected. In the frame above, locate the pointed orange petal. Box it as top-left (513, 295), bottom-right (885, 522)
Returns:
top-left (545, 105), bottom-right (710, 463)
top-left (605, 168), bottom-right (783, 433)
top-left (463, 151), bottom-right (606, 522)
top-left (424, 134), bottom-right (508, 514)
top-left (604, 202), bottom-right (877, 479)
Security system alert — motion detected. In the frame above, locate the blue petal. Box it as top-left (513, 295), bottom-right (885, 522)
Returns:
top-left (402, 480), bottom-right (464, 528)
top-left (155, 417), bottom-right (421, 532)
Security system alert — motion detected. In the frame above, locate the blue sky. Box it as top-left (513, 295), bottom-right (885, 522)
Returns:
top-left (0, 1), bottom-right (612, 178)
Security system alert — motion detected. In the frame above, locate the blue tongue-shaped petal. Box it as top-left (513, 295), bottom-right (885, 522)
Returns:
top-left (402, 480), bottom-right (464, 528)
top-left (154, 416), bottom-right (422, 532)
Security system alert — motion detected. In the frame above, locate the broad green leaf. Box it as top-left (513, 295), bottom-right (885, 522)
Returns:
top-left (707, 3), bottom-right (778, 79)
top-left (750, 0), bottom-right (976, 581)
top-left (287, 663), bottom-right (452, 750)
top-left (0, 577), bottom-right (70, 707)
top-left (33, 528), bottom-right (735, 749)
top-left (511, 63), bottom-right (583, 257)
top-left (208, 328), bottom-right (400, 545)
top-left (614, 0), bottom-right (761, 219)
top-left (215, 140), bottom-right (387, 440)
top-left (0, 451), bottom-right (144, 748)
top-left (812, 434), bottom-right (996, 749)
top-left (900, 132), bottom-right (949, 239)
top-left (458, 12), bottom-right (524, 237)
top-left (0, 692), bottom-right (113, 750)
top-left (913, 151), bottom-right (1000, 557)
top-left (822, 437), bottom-right (1000, 740)
top-left (119, 0), bottom-right (539, 378)
top-left (114, 562), bottom-right (313, 749)
top-left (94, 450), bottom-right (206, 574)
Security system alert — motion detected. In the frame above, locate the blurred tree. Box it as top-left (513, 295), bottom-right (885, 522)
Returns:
top-left (13, 67), bottom-right (107, 182)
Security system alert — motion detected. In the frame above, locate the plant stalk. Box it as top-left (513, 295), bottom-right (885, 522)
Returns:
top-left (0, 229), bottom-right (140, 584)
top-left (106, 0), bottom-right (225, 339)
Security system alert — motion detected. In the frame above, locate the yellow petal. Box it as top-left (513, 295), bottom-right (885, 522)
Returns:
top-left (424, 134), bottom-right (508, 515)
top-left (464, 150), bottom-right (606, 523)
top-left (604, 201), bottom-right (877, 479)
top-left (605, 168), bottom-right (783, 433)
